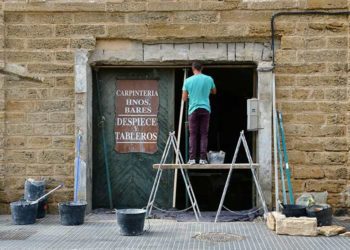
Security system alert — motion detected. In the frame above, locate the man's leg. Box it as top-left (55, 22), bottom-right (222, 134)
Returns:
top-left (199, 109), bottom-right (210, 160)
top-left (188, 110), bottom-right (199, 161)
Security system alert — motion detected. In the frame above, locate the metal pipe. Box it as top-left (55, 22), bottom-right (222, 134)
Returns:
top-left (272, 73), bottom-right (279, 212)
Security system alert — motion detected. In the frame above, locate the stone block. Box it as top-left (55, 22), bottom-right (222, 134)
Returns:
top-left (74, 13), bottom-right (125, 24)
top-left (5, 39), bottom-right (25, 49)
top-left (276, 217), bottom-right (317, 236)
top-left (4, 2), bottom-right (105, 12)
top-left (327, 37), bottom-right (348, 49)
top-left (4, 137), bottom-right (26, 149)
top-left (107, 25), bottom-right (147, 39)
top-left (144, 44), bottom-right (161, 61)
top-left (318, 225), bottom-right (346, 236)
top-left (281, 36), bottom-right (304, 49)
top-left (173, 11), bottom-right (218, 24)
top-left (52, 136), bottom-right (74, 149)
top-left (55, 76), bottom-right (74, 88)
top-left (161, 44), bottom-right (189, 61)
top-left (306, 0), bottom-right (348, 9)
top-left (27, 64), bottom-right (73, 74)
top-left (55, 51), bottom-right (74, 63)
top-left (107, 2), bottom-right (146, 12)
top-left (266, 212), bottom-right (286, 231)
top-left (49, 112), bottom-right (74, 123)
top-left (147, 2), bottom-right (197, 11)
top-left (128, 12), bottom-right (171, 24)
top-left (90, 42), bottom-right (143, 63)
top-left (50, 88), bottom-right (74, 99)
top-left (27, 136), bottom-right (52, 148)
top-left (297, 50), bottom-right (347, 63)
top-left (339, 232), bottom-right (350, 237)
top-left (36, 100), bottom-right (72, 112)
top-left (6, 25), bottom-right (53, 38)
top-left (6, 51), bottom-right (52, 63)
top-left (305, 180), bottom-right (346, 193)
top-left (275, 63), bottom-right (326, 74)
top-left (38, 150), bottom-right (66, 164)
top-left (33, 124), bottom-right (65, 136)
top-left (26, 13), bottom-right (73, 24)
top-left (5, 150), bottom-right (36, 164)
top-left (324, 167), bottom-right (348, 180)
top-left (4, 13), bottom-right (25, 23)
top-left (27, 113), bottom-right (48, 123)
top-left (293, 166), bottom-right (324, 179)
top-left (70, 38), bottom-right (96, 50)
top-left (202, 1), bottom-right (239, 10)
top-left (55, 25), bottom-right (106, 37)
top-left (26, 164), bottom-right (54, 176)
top-left (6, 124), bottom-right (33, 136)
top-left (189, 43), bottom-right (227, 61)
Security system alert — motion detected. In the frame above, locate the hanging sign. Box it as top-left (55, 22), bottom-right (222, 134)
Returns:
top-left (115, 80), bottom-right (159, 153)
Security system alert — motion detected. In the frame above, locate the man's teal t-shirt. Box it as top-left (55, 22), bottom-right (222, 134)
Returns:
top-left (182, 74), bottom-right (216, 115)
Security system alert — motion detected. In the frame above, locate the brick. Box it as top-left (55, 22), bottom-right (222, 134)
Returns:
top-left (6, 25), bottom-right (53, 38)
top-left (147, 2), bottom-right (196, 11)
top-left (323, 167), bottom-right (348, 179)
top-left (38, 150), bottom-right (66, 164)
top-left (296, 76), bottom-right (347, 86)
top-left (276, 217), bottom-right (317, 236)
top-left (220, 10), bottom-right (271, 23)
top-left (55, 25), bottom-right (106, 37)
top-left (298, 50), bottom-right (347, 62)
top-left (319, 103), bottom-right (347, 113)
top-left (27, 136), bottom-right (52, 149)
top-left (5, 150), bottom-right (36, 163)
top-left (128, 12), bottom-right (171, 24)
top-left (55, 76), bottom-right (74, 88)
top-left (107, 2), bottom-right (146, 12)
top-left (5, 163), bottom-right (26, 176)
top-left (6, 51), bottom-right (52, 63)
top-left (306, 0), bottom-right (348, 9)
top-left (27, 39), bottom-right (69, 49)
top-left (275, 63), bottom-right (326, 74)
top-left (74, 12), bottom-right (125, 24)
top-left (26, 13), bottom-right (73, 24)
top-left (26, 164), bottom-right (54, 176)
top-left (4, 13), bottom-right (25, 23)
top-left (4, 137), bottom-right (26, 149)
top-left (5, 112), bottom-right (26, 123)
top-left (327, 114), bottom-right (346, 125)
top-left (304, 37), bottom-right (326, 49)
top-left (295, 114), bottom-right (326, 124)
top-left (54, 164), bottom-right (73, 176)
top-left (6, 124), bottom-right (33, 135)
top-left (328, 63), bottom-right (348, 73)
top-left (55, 51), bottom-right (74, 63)
top-left (281, 102), bottom-right (318, 112)
top-left (306, 152), bottom-right (347, 165)
top-left (5, 39), bottom-right (25, 49)
top-left (107, 25), bottom-right (147, 39)
top-left (4, 2), bottom-right (106, 12)
top-left (173, 11), bottom-right (218, 24)
top-left (36, 100), bottom-right (72, 112)
top-left (52, 136), bottom-right (74, 149)
top-left (324, 88), bottom-right (347, 101)
top-left (70, 37), bottom-right (96, 50)
top-left (280, 36), bottom-right (304, 49)
top-left (33, 124), bottom-right (65, 136)
top-left (293, 166), bottom-right (325, 179)
top-left (305, 180), bottom-right (346, 193)
top-left (49, 112), bottom-right (74, 123)
top-left (327, 37), bottom-right (348, 49)
top-left (27, 64), bottom-right (73, 74)
top-left (27, 113), bottom-right (48, 123)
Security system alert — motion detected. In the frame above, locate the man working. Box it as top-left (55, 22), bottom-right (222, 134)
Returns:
top-left (182, 61), bottom-right (217, 165)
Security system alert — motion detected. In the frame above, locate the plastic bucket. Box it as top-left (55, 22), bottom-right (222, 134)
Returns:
top-left (10, 200), bottom-right (38, 225)
top-left (116, 209), bottom-right (146, 236)
top-left (58, 201), bottom-right (87, 226)
top-left (306, 204), bottom-right (332, 226)
top-left (282, 204), bottom-right (307, 217)
top-left (24, 179), bottom-right (47, 219)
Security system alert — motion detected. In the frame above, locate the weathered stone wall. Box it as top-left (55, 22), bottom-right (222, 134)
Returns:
top-left (0, 0), bottom-right (349, 214)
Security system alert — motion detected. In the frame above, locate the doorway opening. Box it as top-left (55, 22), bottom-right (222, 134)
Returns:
top-left (175, 66), bottom-right (257, 211)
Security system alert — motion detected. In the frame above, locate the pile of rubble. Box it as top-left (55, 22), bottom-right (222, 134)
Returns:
top-left (266, 212), bottom-right (349, 237)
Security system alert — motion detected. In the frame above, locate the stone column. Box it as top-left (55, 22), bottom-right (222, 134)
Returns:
top-left (75, 50), bottom-right (92, 211)
top-left (257, 61), bottom-right (274, 209)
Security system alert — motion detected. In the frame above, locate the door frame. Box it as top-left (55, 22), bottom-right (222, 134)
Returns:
top-left (74, 42), bottom-right (274, 212)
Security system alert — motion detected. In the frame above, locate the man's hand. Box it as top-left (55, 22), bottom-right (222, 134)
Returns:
top-left (182, 91), bottom-right (188, 102)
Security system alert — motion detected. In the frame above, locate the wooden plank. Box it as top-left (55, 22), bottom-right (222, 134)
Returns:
top-left (153, 163), bottom-right (259, 170)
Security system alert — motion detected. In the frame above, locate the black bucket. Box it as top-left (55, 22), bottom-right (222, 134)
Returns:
top-left (10, 200), bottom-right (38, 225)
top-left (282, 204), bottom-right (307, 217)
top-left (24, 179), bottom-right (47, 219)
top-left (306, 204), bottom-right (332, 226)
top-left (58, 201), bottom-right (87, 226)
top-left (116, 209), bottom-right (146, 236)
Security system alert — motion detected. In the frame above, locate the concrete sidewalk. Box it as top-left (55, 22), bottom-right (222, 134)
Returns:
top-left (0, 214), bottom-right (349, 249)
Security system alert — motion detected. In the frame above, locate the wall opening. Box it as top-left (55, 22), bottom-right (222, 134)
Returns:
top-left (174, 66), bottom-right (257, 211)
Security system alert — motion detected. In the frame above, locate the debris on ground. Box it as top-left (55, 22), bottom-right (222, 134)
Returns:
top-left (318, 225), bottom-right (346, 237)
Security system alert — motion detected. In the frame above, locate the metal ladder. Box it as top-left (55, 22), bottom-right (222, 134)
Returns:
top-left (215, 130), bottom-right (269, 222)
top-left (146, 131), bottom-right (202, 221)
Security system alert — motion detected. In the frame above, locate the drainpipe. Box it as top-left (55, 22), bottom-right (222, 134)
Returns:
top-left (270, 10), bottom-right (350, 211)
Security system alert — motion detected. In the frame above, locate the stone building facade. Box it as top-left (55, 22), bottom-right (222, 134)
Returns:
top-left (0, 0), bottom-right (349, 214)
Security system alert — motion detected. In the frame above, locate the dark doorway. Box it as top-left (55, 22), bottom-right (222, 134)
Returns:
top-left (175, 66), bottom-right (257, 211)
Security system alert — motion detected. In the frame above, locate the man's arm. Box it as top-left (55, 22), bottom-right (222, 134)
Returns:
top-left (182, 90), bottom-right (188, 102)
top-left (211, 88), bottom-right (217, 95)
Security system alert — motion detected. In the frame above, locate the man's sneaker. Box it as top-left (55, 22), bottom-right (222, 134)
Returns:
top-left (199, 159), bottom-right (208, 165)
top-left (187, 159), bottom-right (196, 165)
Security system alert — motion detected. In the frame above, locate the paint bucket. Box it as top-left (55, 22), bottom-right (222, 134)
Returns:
top-left (58, 201), bottom-right (87, 226)
top-left (24, 179), bottom-right (47, 219)
top-left (306, 204), bottom-right (332, 226)
top-left (282, 204), bottom-right (307, 217)
top-left (116, 209), bottom-right (146, 236)
top-left (10, 200), bottom-right (38, 225)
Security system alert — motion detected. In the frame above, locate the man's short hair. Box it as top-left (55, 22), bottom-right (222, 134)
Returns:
top-left (192, 61), bottom-right (203, 71)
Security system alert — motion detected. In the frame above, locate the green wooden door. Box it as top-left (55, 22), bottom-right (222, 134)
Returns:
top-left (93, 68), bottom-right (174, 209)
